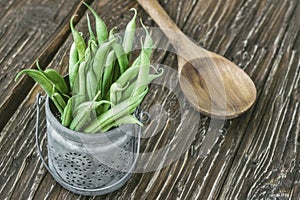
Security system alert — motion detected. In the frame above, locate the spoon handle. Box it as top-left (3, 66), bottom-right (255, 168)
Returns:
top-left (137, 0), bottom-right (189, 48)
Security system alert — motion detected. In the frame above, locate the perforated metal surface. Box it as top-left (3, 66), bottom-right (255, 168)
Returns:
top-left (45, 97), bottom-right (140, 196)
top-left (47, 132), bottom-right (134, 189)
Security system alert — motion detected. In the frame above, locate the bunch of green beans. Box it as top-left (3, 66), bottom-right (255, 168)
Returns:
top-left (15, 3), bottom-right (163, 133)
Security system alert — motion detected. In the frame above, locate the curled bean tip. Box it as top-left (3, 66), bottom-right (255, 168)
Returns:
top-left (70, 15), bottom-right (79, 33)
top-left (70, 15), bottom-right (78, 23)
top-left (35, 60), bottom-right (42, 71)
top-left (109, 27), bottom-right (117, 39)
top-left (149, 64), bottom-right (163, 74)
top-left (129, 8), bottom-right (137, 17)
top-left (116, 35), bottom-right (123, 44)
top-left (157, 66), bottom-right (164, 74)
top-left (140, 36), bottom-right (145, 48)
top-left (110, 27), bottom-right (117, 32)
top-left (82, 1), bottom-right (88, 6)
top-left (140, 18), bottom-right (146, 28)
top-left (91, 40), bottom-right (97, 46)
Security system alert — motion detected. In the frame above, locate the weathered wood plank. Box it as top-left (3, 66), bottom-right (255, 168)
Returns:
top-left (218, 0), bottom-right (300, 197)
top-left (1, 0), bottom-right (300, 199)
top-left (172, 0), bottom-right (300, 199)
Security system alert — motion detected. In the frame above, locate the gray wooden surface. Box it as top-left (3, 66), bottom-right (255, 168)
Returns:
top-left (0, 0), bottom-right (299, 199)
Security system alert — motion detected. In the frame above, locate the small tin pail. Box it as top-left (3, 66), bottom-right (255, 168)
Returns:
top-left (35, 94), bottom-right (146, 196)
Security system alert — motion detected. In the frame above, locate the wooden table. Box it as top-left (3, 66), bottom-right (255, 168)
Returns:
top-left (1, 0), bottom-right (299, 199)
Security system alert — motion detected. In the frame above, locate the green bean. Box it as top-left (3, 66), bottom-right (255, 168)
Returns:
top-left (147, 71), bottom-right (164, 82)
top-left (102, 50), bottom-right (115, 96)
top-left (35, 61), bottom-right (68, 95)
top-left (121, 66), bottom-right (163, 101)
top-left (78, 62), bottom-right (87, 96)
top-left (15, 69), bottom-right (53, 97)
top-left (70, 98), bottom-right (112, 131)
top-left (70, 108), bottom-right (94, 131)
top-left (75, 99), bottom-right (112, 115)
top-left (113, 64), bottom-right (140, 87)
top-left (73, 91), bottom-right (100, 113)
top-left (110, 82), bottom-right (129, 105)
top-left (85, 20), bottom-right (98, 61)
top-left (83, 2), bottom-right (108, 45)
top-left (91, 40), bottom-right (98, 55)
top-left (71, 92), bottom-right (99, 130)
top-left (16, 8), bottom-right (163, 133)
top-left (70, 15), bottom-right (86, 61)
top-left (72, 70), bottom-right (80, 95)
top-left (131, 54), bottom-right (141, 67)
top-left (84, 88), bottom-right (148, 133)
top-left (62, 97), bottom-right (73, 127)
top-left (120, 79), bottom-right (136, 101)
top-left (69, 42), bottom-right (79, 90)
top-left (108, 27), bottom-right (117, 41)
top-left (96, 91), bottom-right (111, 115)
top-left (140, 19), bottom-right (153, 49)
top-left (86, 69), bottom-right (98, 101)
top-left (132, 40), bottom-right (152, 97)
top-left (86, 13), bottom-right (96, 44)
top-left (90, 94), bottom-right (144, 132)
top-left (113, 115), bottom-right (143, 126)
top-left (108, 64), bottom-right (151, 102)
top-left (44, 69), bottom-right (68, 95)
top-left (78, 61), bottom-right (87, 96)
top-left (101, 114), bottom-right (142, 132)
top-left (73, 61), bottom-right (87, 108)
top-left (130, 19), bottom-right (154, 98)
top-left (109, 29), bottom-right (129, 74)
top-left (122, 8), bottom-right (137, 55)
top-left (92, 39), bottom-right (114, 86)
top-left (88, 37), bottom-right (98, 58)
top-left (112, 62), bottom-right (120, 83)
top-left (113, 41), bottom-right (129, 74)
top-left (108, 29), bottom-right (120, 82)
top-left (52, 92), bottom-right (67, 114)
top-left (85, 43), bottom-right (92, 62)
top-left (15, 65), bottom-right (69, 115)
top-left (70, 109), bottom-right (93, 131)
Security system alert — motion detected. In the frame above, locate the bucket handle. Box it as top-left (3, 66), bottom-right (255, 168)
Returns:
top-left (35, 93), bottom-right (145, 193)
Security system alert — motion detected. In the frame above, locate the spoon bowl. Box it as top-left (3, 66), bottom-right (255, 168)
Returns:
top-left (178, 55), bottom-right (256, 118)
top-left (137, 0), bottom-right (257, 118)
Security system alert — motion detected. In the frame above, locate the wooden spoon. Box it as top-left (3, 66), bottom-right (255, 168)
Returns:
top-left (137, 0), bottom-right (257, 118)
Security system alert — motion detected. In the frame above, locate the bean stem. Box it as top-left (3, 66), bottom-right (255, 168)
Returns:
top-left (70, 15), bottom-right (86, 61)
top-left (83, 2), bottom-right (108, 45)
top-left (84, 88), bottom-right (148, 133)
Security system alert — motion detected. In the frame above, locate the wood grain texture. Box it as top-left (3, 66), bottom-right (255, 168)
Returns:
top-left (0, 0), bottom-right (299, 199)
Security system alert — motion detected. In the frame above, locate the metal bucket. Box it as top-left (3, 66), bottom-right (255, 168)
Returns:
top-left (35, 94), bottom-right (144, 196)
